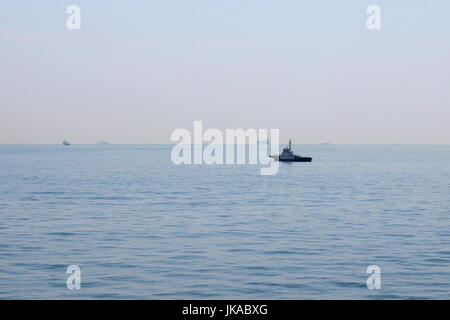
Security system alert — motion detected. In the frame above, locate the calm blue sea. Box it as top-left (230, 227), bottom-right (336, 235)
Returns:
top-left (1, 144), bottom-right (449, 299)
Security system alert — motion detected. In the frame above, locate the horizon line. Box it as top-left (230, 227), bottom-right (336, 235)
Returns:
top-left (1, 143), bottom-right (450, 146)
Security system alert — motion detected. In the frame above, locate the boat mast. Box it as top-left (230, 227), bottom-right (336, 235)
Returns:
top-left (289, 139), bottom-right (292, 151)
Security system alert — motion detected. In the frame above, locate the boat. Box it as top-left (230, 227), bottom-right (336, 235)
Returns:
top-left (62, 139), bottom-right (71, 146)
top-left (271, 140), bottom-right (312, 162)
top-left (97, 140), bottom-right (109, 145)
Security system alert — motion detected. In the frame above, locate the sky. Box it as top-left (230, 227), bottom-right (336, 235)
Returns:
top-left (0, 0), bottom-right (449, 144)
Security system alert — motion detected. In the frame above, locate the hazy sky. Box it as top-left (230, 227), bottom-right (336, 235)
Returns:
top-left (0, 1), bottom-right (449, 144)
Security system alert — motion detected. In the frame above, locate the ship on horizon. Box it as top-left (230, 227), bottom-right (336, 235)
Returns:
top-left (270, 140), bottom-right (312, 162)
top-left (62, 139), bottom-right (71, 146)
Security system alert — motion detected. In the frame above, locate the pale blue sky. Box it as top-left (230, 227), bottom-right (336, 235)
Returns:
top-left (1, 1), bottom-right (449, 144)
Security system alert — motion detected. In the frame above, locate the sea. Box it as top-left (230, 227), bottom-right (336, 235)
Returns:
top-left (0, 144), bottom-right (449, 299)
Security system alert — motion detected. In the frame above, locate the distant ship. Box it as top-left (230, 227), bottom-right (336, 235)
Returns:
top-left (271, 140), bottom-right (312, 162)
top-left (62, 139), bottom-right (71, 146)
top-left (97, 140), bottom-right (109, 145)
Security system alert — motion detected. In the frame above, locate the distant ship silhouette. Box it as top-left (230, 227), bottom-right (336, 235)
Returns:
top-left (270, 140), bottom-right (312, 162)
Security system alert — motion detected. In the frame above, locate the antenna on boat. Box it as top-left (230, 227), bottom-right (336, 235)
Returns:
top-left (289, 139), bottom-right (292, 151)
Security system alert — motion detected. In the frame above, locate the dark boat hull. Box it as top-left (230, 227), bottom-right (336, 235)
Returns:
top-left (278, 156), bottom-right (312, 162)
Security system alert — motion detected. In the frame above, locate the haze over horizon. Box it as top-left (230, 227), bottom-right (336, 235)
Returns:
top-left (1, 1), bottom-right (449, 145)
